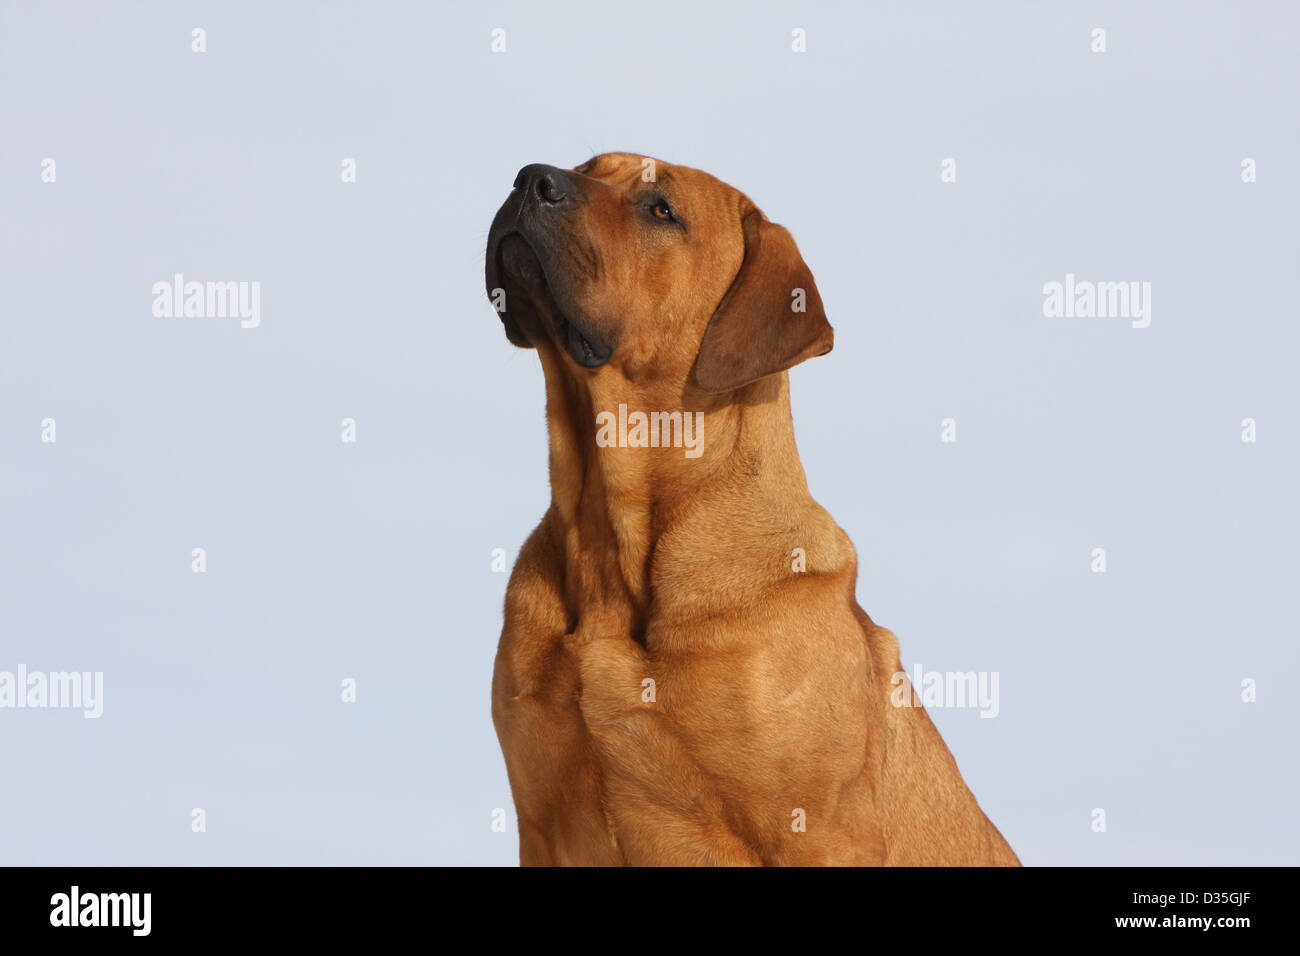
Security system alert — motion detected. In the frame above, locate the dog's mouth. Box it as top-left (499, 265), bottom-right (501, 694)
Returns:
top-left (553, 312), bottom-right (611, 368)
top-left (494, 233), bottom-right (613, 369)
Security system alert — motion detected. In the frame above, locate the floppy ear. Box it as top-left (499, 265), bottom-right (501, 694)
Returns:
top-left (692, 206), bottom-right (834, 393)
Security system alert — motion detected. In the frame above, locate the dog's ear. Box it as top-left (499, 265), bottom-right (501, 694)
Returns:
top-left (692, 205), bottom-right (833, 393)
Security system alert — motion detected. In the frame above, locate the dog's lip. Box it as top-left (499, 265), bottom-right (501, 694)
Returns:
top-left (494, 231), bottom-right (543, 289)
top-left (557, 313), bottom-right (612, 368)
top-left (491, 230), bottom-right (614, 369)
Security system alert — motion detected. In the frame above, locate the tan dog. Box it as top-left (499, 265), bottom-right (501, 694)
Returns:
top-left (484, 153), bottom-right (1019, 866)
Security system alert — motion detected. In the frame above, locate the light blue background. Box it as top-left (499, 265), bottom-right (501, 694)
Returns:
top-left (2, 1), bottom-right (1296, 865)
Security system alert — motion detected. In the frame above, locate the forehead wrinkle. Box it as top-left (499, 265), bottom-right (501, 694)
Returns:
top-left (592, 153), bottom-right (673, 187)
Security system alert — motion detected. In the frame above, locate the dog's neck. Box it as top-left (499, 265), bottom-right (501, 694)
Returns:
top-left (537, 350), bottom-right (815, 641)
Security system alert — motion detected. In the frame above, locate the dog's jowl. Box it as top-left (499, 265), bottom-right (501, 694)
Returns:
top-left (484, 153), bottom-right (1019, 866)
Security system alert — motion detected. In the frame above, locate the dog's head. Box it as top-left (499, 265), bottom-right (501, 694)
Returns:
top-left (485, 153), bottom-right (832, 393)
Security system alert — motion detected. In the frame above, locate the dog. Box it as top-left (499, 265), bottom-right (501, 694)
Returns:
top-left (484, 153), bottom-right (1019, 866)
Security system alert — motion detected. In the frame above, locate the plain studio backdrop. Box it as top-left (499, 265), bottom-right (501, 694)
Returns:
top-left (1, 1), bottom-right (1296, 865)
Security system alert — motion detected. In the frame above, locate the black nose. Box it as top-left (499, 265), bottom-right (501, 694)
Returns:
top-left (514, 164), bottom-right (571, 206)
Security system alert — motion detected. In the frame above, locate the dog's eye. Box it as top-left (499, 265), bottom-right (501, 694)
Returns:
top-left (650, 200), bottom-right (676, 223)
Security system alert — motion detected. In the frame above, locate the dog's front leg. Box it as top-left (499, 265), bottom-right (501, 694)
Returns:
top-left (566, 631), bottom-right (763, 866)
